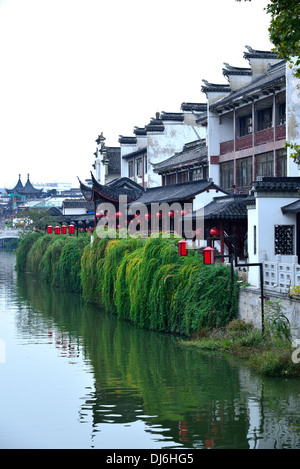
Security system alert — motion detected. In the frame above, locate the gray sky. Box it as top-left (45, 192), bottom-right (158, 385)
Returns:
top-left (0, 0), bottom-right (272, 188)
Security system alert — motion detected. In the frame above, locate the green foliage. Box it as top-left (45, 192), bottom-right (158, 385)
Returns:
top-left (285, 141), bottom-right (300, 163)
top-left (53, 237), bottom-right (90, 292)
top-left (264, 299), bottom-right (291, 341)
top-left (17, 233), bottom-right (239, 336)
top-left (236, 0), bottom-right (300, 78)
top-left (16, 232), bottom-right (89, 293)
top-left (25, 234), bottom-right (54, 274)
top-left (15, 231), bottom-right (41, 272)
top-left (249, 344), bottom-right (298, 377)
top-left (15, 208), bottom-right (62, 233)
top-left (39, 236), bottom-right (69, 283)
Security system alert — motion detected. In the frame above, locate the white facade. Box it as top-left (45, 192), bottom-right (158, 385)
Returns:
top-left (147, 118), bottom-right (205, 187)
top-left (286, 61), bottom-right (300, 176)
top-left (119, 110), bottom-right (206, 188)
top-left (246, 182), bottom-right (300, 291)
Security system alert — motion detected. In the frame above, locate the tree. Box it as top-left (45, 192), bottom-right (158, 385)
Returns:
top-left (236, 0), bottom-right (300, 78)
top-left (15, 208), bottom-right (62, 234)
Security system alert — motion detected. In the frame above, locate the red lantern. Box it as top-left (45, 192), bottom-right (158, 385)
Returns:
top-left (156, 211), bottom-right (162, 219)
top-left (181, 209), bottom-right (190, 216)
top-left (145, 213), bottom-right (151, 220)
top-left (47, 225), bottom-right (52, 234)
top-left (210, 227), bottom-right (220, 237)
top-left (178, 239), bottom-right (187, 256)
top-left (168, 210), bottom-right (175, 218)
top-left (195, 229), bottom-right (203, 237)
top-left (68, 224), bottom-right (75, 234)
top-left (96, 212), bottom-right (103, 219)
top-left (61, 225), bottom-right (67, 234)
top-left (203, 246), bottom-right (215, 265)
top-left (116, 212), bottom-right (123, 218)
top-left (54, 226), bottom-right (60, 235)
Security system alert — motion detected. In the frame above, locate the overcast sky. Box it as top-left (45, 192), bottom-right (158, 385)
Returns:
top-left (0, 0), bottom-right (272, 189)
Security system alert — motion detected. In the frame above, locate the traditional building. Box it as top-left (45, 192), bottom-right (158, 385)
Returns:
top-left (6, 174), bottom-right (44, 199)
top-left (152, 139), bottom-right (208, 186)
top-left (202, 46), bottom-right (298, 194)
top-left (93, 133), bottom-right (121, 185)
top-left (119, 104), bottom-right (207, 188)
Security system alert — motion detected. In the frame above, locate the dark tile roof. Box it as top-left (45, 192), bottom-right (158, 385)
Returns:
top-left (180, 102), bottom-right (207, 112)
top-left (222, 63), bottom-right (252, 77)
top-left (145, 116), bottom-right (165, 133)
top-left (153, 140), bottom-right (207, 173)
top-left (130, 179), bottom-right (227, 206)
top-left (160, 111), bottom-right (184, 122)
top-left (79, 174), bottom-right (145, 203)
top-left (243, 45), bottom-right (278, 60)
top-left (251, 177), bottom-right (300, 193)
top-left (6, 174), bottom-right (44, 196)
top-left (118, 136), bottom-right (137, 145)
top-left (201, 80), bottom-right (231, 94)
top-left (281, 199), bottom-right (300, 214)
top-left (134, 127), bottom-right (147, 136)
top-left (209, 60), bottom-right (286, 111)
top-left (122, 147), bottom-right (147, 160)
top-left (203, 195), bottom-right (248, 220)
top-left (63, 199), bottom-right (94, 211)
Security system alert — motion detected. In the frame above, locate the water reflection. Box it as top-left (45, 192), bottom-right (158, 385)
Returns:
top-left (2, 252), bottom-right (300, 449)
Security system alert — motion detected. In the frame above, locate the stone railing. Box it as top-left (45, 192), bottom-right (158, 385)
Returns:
top-left (263, 256), bottom-right (300, 292)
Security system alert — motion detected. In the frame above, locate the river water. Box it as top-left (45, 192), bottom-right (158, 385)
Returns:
top-left (1, 252), bottom-right (300, 450)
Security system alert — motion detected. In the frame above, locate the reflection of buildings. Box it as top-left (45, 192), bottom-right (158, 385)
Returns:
top-left (16, 264), bottom-right (300, 449)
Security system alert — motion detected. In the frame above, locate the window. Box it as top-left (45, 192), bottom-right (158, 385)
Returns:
top-left (178, 171), bottom-right (189, 183)
top-left (128, 161), bottom-right (134, 178)
top-left (220, 161), bottom-right (234, 190)
top-left (167, 173), bottom-right (177, 185)
top-left (256, 152), bottom-right (273, 177)
top-left (192, 168), bottom-right (202, 181)
top-left (279, 103), bottom-right (286, 125)
top-left (144, 155), bottom-right (147, 174)
top-left (275, 225), bottom-right (294, 255)
top-left (258, 107), bottom-right (272, 130)
top-left (239, 114), bottom-right (252, 136)
top-left (276, 148), bottom-right (287, 177)
top-left (254, 225), bottom-right (257, 255)
top-left (136, 159), bottom-right (142, 177)
top-left (236, 157), bottom-right (253, 188)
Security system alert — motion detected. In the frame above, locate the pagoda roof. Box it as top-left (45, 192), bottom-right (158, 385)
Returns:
top-left (6, 174), bottom-right (44, 197)
top-left (79, 173), bottom-right (145, 204)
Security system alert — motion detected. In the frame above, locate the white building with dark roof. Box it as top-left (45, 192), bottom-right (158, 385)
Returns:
top-left (119, 105), bottom-right (207, 188)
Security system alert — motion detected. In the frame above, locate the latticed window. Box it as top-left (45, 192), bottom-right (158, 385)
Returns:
top-left (274, 225), bottom-right (294, 255)
top-left (236, 157), bottom-right (253, 188)
top-left (220, 161), bottom-right (234, 190)
top-left (256, 152), bottom-right (273, 177)
top-left (258, 106), bottom-right (272, 130)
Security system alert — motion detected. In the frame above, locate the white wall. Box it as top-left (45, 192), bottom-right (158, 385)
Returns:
top-left (286, 61), bottom-right (300, 177)
top-left (207, 111), bottom-right (221, 185)
top-left (147, 121), bottom-right (206, 187)
top-left (247, 196), bottom-right (297, 286)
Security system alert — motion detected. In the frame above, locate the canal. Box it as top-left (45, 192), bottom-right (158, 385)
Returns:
top-left (1, 252), bottom-right (300, 450)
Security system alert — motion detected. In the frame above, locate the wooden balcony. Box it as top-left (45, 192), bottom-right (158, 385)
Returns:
top-left (219, 124), bottom-right (286, 156)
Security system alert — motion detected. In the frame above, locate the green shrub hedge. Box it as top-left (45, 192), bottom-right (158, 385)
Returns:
top-left (16, 232), bottom-right (239, 335)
